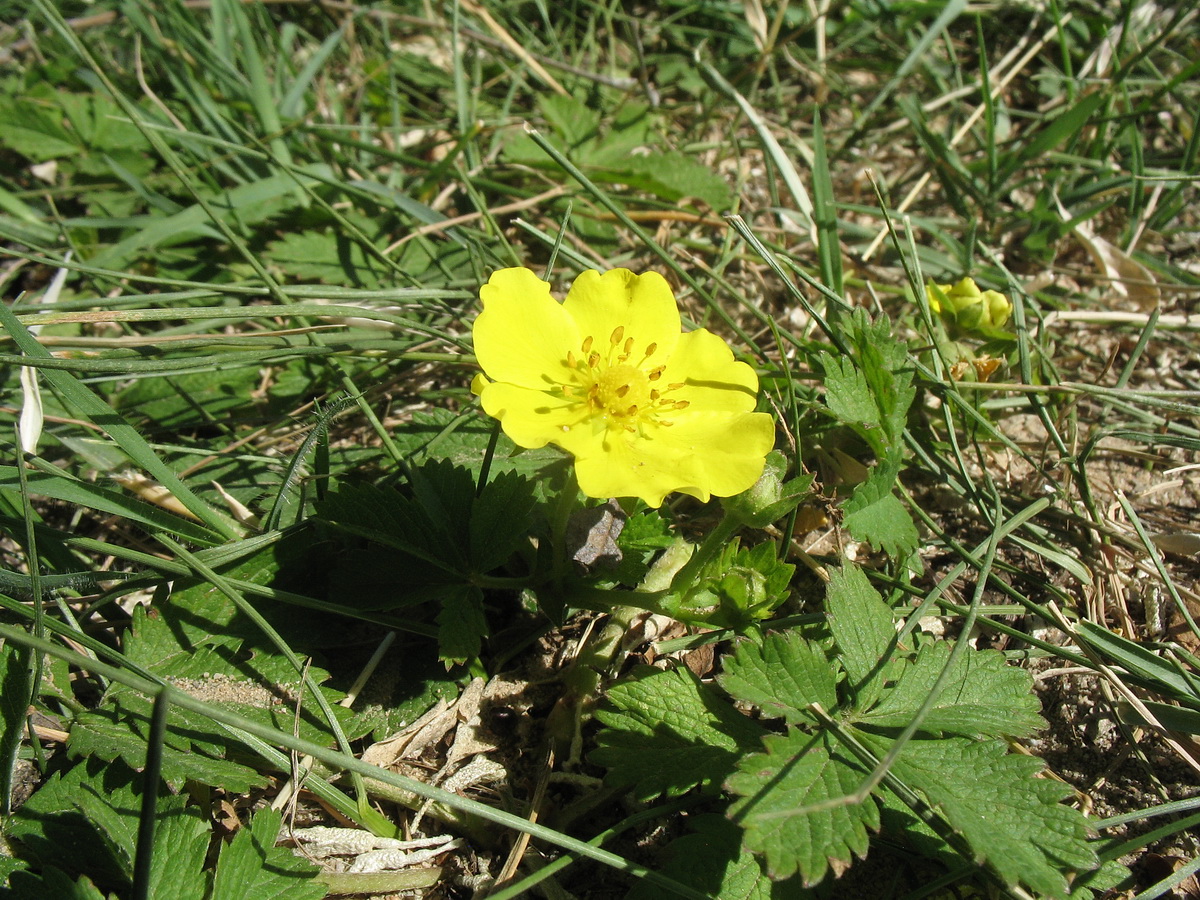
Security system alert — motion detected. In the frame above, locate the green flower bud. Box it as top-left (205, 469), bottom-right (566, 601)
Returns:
top-left (721, 451), bottom-right (812, 528)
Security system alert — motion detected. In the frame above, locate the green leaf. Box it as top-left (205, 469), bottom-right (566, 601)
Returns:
top-left (263, 229), bottom-right (386, 289)
top-left (8, 761), bottom-right (135, 888)
top-left (389, 409), bottom-right (569, 489)
top-left (434, 584), bottom-right (488, 663)
top-left (1, 636), bottom-right (31, 816)
top-left (857, 640), bottom-right (1045, 739)
top-left (210, 807), bottom-right (325, 900)
top-left (68, 705), bottom-right (267, 794)
top-left (867, 733), bottom-right (1097, 898)
top-left (7, 757), bottom-right (210, 899)
top-left (626, 814), bottom-right (813, 900)
top-left (468, 469), bottom-right (538, 573)
top-left (592, 665), bottom-right (765, 800)
top-left (595, 152), bottom-right (733, 210)
top-left (824, 310), bottom-right (916, 460)
top-left (727, 729), bottom-right (878, 885)
top-left (819, 354), bottom-right (878, 430)
top-left (824, 564), bottom-right (899, 710)
top-left (315, 482), bottom-right (464, 575)
top-left (718, 631), bottom-right (838, 726)
top-left (146, 795), bottom-right (209, 900)
top-left (842, 460), bottom-right (919, 562)
top-left (5, 867), bottom-right (114, 900)
top-left (68, 535), bottom-right (359, 791)
top-left (0, 94), bottom-right (81, 160)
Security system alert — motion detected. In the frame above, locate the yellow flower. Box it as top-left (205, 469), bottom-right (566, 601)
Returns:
top-left (926, 277), bottom-right (1012, 331)
top-left (471, 267), bottom-right (775, 507)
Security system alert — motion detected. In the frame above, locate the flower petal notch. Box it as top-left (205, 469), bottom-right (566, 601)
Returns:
top-left (472, 267), bottom-right (775, 507)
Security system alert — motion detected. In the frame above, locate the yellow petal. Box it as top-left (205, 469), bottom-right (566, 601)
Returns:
top-left (573, 410), bottom-right (775, 506)
top-left (478, 380), bottom-right (584, 449)
top-left (562, 269), bottom-right (678, 366)
top-left (474, 268), bottom-right (579, 390)
top-left (658, 329), bottom-right (759, 413)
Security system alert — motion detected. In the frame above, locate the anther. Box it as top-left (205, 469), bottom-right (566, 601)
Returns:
top-left (610, 326), bottom-right (624, 345)
top-left (588, 352), bottom-right (600, 368)
top-left (648, 366), bottom-right (665, 381)
top-left (566, 351), bottom-right (577, 368)
top-left (673, 400), bottom-right (690, 410)
top-left (616, 385), bottom-right (630, 398)
top-left (581, 335), bottom-right (594, 354)
top-left (623, 337), bottom-right (634, 355)
top-left (627, 405), bottom-right (638, 416)
top-left (645, 342), bottom-right (657, 356)
top-left (667, 382), bottom-right (685, 391)
top-left (650, 389), bottom-right (660, 401)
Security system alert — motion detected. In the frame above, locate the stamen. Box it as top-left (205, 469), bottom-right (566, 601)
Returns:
top-left (647, 366), bottom-right (665, 381)
top-left (650, 389), bottom-right (661, 400)
top-left (673, 400), bottom-right (690, 410)
top-left (623, 337), bottom-right (634, 356)
top-left (581, 335), bottom-right (594, 354)
top-left (645, 342), bottom-right (657, 356)
top-left (627, 404), bottom-right (638, 416)
top-left (610, 326), bottom-right (625, 345)
top-left (616, 385), bottom-right (630, 398)
top-left (667, 382), bottom-right (685, 391)
top-left (566, 351), bottom-right (577, 368)
top-left (588, 352), bottom-right (600, 368)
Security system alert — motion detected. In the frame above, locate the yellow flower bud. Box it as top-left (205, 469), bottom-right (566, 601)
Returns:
top-left (926, 277), bottom-right (1012, 333)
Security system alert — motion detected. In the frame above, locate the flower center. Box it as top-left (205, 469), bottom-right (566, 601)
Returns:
top-left (594, 364), bottom-right (651, 418)
top-left (562, 327), bottom-right (688, 432)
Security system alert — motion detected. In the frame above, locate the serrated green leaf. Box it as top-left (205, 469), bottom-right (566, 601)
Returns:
top-left (68, 707), bottom-right (266, 794)
top-left (7, 763), bottom-right (132, 889)
top-left (0, 95), bottom-right (81, 160)
top-left (315, 481), bottom-right (463, 575)
top-left (390, 409), bottom-right (569, 489)
top-left (146, 795), bottom-right (209, 900)
top-left (820, 353), bottom-right (879, 429)
top-left (842, 461), bottom-right (919, 563)
top-left (718, 631), bottom-right (838, 726)
top-left (626, 814), bottom-right (813, 900)
top-left (727, 729), bottom-right (878, 885)
top-left (597, 152), bottom-right (733, 210)
top-left (6, 866), bottom-right (113, 900)
top-left (857, 640), bottom-right (1044, 739)
top-left (262, 229), bottom-right (385, 289)
top-left (825, 564), bottom-right (899, 710)
top-left (210, 807), bottom-right (325, 900)
top-left (434, 584), bottom-right (487, 663)
top-left (468, 469), bottom-right (536, 573)
top-left (592, 665), bottom-right (765, 800)
top-left (864, 732), bottom-right (1097, 898)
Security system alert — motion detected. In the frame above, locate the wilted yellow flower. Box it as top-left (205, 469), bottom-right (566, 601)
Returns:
top-left (926, 277), bottom-right (1012, 332)
top-left (471, 267), bottom-right (775, 507)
